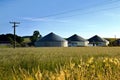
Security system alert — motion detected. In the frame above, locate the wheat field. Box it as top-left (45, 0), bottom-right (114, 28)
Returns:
top-left (0, 47), bottom-right (120, 80)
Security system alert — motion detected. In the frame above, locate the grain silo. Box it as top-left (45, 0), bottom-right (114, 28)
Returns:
top-left (88, 35), bottom-right (109, 46)
top-left (67, 34), bottom-right (89, 47)
top-left (35, 32), bottom-right (68, 47)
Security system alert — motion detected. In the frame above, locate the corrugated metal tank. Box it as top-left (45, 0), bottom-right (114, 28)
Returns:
top-left (67, 34), bottom-right (89, 47)
top-left (35, 41), bottom-right (68, 47)
top-left (35, 32), bottom-right (68, 47)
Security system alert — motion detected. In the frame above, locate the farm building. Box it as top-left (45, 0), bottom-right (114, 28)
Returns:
top-left (66, 34), bottom-right (89, 47)
top-left (88, 35), bottom-right (109, 46)
top-left (35, 32), bottom-right (68, 47)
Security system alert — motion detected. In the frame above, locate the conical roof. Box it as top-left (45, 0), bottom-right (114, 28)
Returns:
top-left (37, 32), bottom-right (66, 42)
top-left (67, 34), bottom-right (86, 42)
top-left (88, 35), bottom-right (106, 42)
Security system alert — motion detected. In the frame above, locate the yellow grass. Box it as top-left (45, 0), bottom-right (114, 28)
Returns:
top-left (0, 47), bottom-right (120, 80)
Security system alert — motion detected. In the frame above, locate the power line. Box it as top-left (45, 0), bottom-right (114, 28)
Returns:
top-left (10, 22), bottom-right (20, 48)
top-left (38, 0), bottom-right (120, 18)
top-left (56, 5), bottom-right (120, 19)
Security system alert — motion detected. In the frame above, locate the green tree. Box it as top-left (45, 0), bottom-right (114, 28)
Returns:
top-left (30, 30), bottom-right (41, 45)
top-left (0, 34), bottom-right (24, 47)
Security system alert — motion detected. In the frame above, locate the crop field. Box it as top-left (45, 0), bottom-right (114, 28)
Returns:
top-left (0, 47), bottom-right (120, 80)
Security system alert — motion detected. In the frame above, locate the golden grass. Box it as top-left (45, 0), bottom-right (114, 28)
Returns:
top-left (0, 47), bottom-right (120, 80)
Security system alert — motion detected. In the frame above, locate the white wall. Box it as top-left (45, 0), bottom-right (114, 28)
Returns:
top-left (88, 42), bottom-right (109, 46)
top-left (68, 41), bottom-right (89, 47)
top-left (35, 41), bottom-right (68, 47)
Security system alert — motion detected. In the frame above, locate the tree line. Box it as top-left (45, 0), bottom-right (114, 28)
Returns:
top-left (0, 30), bottom-right (41, 47)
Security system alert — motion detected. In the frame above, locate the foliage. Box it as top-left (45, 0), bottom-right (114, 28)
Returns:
top-left (105, 38), bottom-right (116, 46)
top-left (0, 47), bottom-right (120, 80)
top-left (30, 30), bottom-right (42, 45)
top-left (0, 34), bottom-right (24, 45)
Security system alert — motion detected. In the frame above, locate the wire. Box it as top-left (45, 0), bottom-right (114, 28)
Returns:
top-left (38, 0), bottom-right (120, 18)
top-left (56, 5), bottom-right (120, 19)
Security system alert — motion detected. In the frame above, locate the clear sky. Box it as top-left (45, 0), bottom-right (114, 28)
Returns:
top-left (1, 0), bottom-right (120, 39)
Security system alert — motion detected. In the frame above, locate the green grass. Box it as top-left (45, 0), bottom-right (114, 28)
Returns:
top-left (23, 37), bottom-right (31, 43)
top-left (0, 47), bottom-right (120, 80)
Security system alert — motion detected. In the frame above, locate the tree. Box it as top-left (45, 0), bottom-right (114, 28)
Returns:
top-left (30, 30), bottom-right (42, 45)
top-left (6, 34), bottom-right (24, 44)
top-left (105, 38), bottom-right (116, 46)
top-left (0, 34), bottom-right (24, 47)
top-left (33, 31), bottom-right (40, 37)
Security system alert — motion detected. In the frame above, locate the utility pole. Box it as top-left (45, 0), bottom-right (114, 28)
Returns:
top-left (10, 22), bottom-right (20, 48)
top-left (115, 35), bottom-right (117, 40)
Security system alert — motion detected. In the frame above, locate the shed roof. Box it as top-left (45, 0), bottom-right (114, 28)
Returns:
top-left (88, 35), bottom-right (106, 42)
top-left (67, 34), bottom-right (86, 42)
top-left (37, 32), bottom-right (66, 42)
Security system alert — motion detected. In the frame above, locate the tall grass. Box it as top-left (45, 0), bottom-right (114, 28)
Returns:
top-left (0, 47), bottom-right (120, 80)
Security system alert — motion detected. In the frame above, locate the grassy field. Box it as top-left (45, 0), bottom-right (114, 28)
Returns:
top-left (0, 47), bottom-right (120, 80)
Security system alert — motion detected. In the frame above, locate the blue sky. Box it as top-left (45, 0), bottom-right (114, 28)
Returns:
top-left (1, 0), bottom-right (120, 38)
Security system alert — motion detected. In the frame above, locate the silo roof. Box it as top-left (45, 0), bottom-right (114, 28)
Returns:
top-left (67, 34), bottom-right (86, 42)
top-left (88, 35), bottom-right (106, 42)
top-left (37, 32), bottom-right (66, 42)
